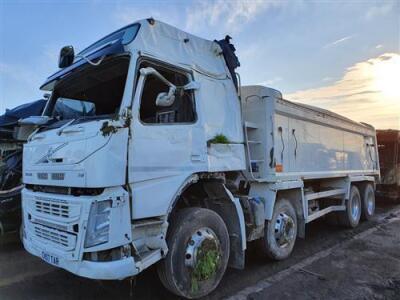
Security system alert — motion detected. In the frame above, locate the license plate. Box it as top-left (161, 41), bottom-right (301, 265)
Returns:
top-left (41, 251), bottom-right (60, 266)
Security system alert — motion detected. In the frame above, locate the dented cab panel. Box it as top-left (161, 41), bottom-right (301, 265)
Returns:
top-left (23, 120), bottom-right (128, 188)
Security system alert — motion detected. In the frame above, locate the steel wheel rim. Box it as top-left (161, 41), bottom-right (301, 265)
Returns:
top-left (185, 227), bottom-right (220, 269)
top-left (367, 191), bottom-right (374, 215)
top-left (351, 195), bottom-right (360, 220)
top-left (274, 212), bottom-right (295, 248)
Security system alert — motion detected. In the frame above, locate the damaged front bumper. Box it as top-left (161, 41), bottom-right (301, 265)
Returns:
top-left (23, 238), bottom-right (138, 279)
top-left (22, 186), bottom-right (138, 280)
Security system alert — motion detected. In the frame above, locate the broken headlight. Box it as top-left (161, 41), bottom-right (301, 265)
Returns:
top-left (84, 200), bottom-right (111, 248)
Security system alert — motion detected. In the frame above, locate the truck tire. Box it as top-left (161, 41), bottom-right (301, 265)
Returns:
top-left (259, 199), bottom-right (297, 260)
top-left (157, 207), bottom-right (230, 299)
top-left (360, 183), bottom-right (375, 221)
top-left (339, 185), bottom-right (361, 228)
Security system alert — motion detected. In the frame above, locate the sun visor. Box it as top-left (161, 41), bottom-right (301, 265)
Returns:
top-left (40, 40), bottom-right (126, 91)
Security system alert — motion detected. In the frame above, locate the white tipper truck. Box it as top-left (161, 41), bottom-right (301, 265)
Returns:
top-left (21, 19), bottom-right (380, 298)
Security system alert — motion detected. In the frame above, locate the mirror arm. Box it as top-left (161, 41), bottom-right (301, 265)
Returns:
top-left (139, 67), bottom-right (176, 89)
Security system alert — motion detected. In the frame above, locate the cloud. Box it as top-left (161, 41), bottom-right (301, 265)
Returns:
top-left (112, 4), bottom-right (182, 28)
top-left (259, 76), bottom-right (282, 86)
top-left (185, 0), bottom-right (284, 34)
top-left (0, 61), bottom-right (45, 112)
top-left (375, 44), bottom-right (383, 49)
top-left (378, 54), bottom-right (392, 61)
top-left (323, 35), bottom-right (353, 48)
top-left (365, 2), bottom-right (394, 20)
top-left (285, 53), bottom-right (400, 129)
top-left (0, 62), bottom-right (40, 90)
top-left (114, 8), bottom-right (160, 26)
top-left (322, 77), bottom-right (334, 82)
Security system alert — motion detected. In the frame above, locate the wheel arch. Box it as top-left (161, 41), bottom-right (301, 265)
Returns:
top-left (167, 173), bottom-right (247, 270)
top-left (351, 180), bottom-right (375, 195)
top-left (250, 181), bottom-right (305, 238)
top-left (346, 176), bottom-right (376, 200)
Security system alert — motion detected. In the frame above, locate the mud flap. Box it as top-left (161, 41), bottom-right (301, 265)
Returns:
top-left (202, 182), bottom-right (246, 269)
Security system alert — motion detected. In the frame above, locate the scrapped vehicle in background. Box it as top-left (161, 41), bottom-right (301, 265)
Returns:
top-left (0, 99), bottom-right (89, 237)
top-left (377, 129), bottom-right (400, 200)
top-left (21, 19), bottom-right (380, 299)
top-left (0, 100), bottom-right (46, 236)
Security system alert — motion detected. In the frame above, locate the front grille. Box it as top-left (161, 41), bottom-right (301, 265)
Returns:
top-left (51, 173), bottom-right (65, 180)
top-left (36, 172), bottom-right (65, 181)
top-left (33, 224), bottom-right (76, 250)
top-left (34, 226), bottom-right (68, 247)
top-left (26, 184), bottom-right (104, 196)
top-left (35, 198), bottom-right (69, 218)
top-left (37, 173), bottom-right (48, 180)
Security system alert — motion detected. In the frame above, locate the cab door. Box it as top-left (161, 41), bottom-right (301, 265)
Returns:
top-left (128, 61), bottom-right (207, 219)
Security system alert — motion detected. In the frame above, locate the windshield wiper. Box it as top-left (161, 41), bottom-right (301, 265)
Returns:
top-left (57, 119), bottom-right (76, 135)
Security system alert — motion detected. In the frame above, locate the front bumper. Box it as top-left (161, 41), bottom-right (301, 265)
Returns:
top-left (23, 236), bottom-right (138, 279)
top-left (22, 186), bottom-right (136, 280)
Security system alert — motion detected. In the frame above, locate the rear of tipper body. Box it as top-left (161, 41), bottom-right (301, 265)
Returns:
top-left (21, 19), bottom-right (380, 298)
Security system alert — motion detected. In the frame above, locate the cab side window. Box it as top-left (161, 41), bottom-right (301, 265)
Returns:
top-left (139, 63), bottom-right (196, 124)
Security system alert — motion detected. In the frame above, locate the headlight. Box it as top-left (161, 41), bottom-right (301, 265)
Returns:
top-left (84, 200), bottom-right (111, 248)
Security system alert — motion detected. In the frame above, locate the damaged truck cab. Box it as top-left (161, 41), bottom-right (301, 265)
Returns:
top-left (23, 19), bottom-right (245, 297)
top-left (22, 19), bottom-right (380, 299)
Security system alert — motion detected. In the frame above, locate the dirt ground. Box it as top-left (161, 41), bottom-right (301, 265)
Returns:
top-left (0, 199), bottom-right (399, 300)
top-left (247, 218), bottom-right (400, 300)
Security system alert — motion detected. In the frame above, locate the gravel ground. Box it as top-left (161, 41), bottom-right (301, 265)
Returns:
top-left (0, 199), bottom-right (398, 300)
top-left (230, 204), bottom-right (400, 300)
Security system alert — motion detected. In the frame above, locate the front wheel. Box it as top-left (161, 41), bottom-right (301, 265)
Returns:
top-left (157, 207), bottom-right (230, 299)
top-left (259, 198), bottom-right (297, 260)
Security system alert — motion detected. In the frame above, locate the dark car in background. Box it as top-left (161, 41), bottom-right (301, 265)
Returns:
top-left (0, 100), bottom-right (47, 236)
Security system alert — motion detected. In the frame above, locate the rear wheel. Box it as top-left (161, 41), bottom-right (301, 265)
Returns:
top-left (339, 185), bottom-right (361, 228)
top-left (157, 207), bottom-right (230, 299)
top-left (360, 183), bottom-right (375, 221)
top-left (259, 199), bottom-right (297, 260)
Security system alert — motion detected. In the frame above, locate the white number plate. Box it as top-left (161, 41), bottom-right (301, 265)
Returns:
top-left (41, 251), bottom-right (60, 266)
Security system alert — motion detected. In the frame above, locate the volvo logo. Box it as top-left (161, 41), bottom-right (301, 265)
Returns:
top-left (36, 143), bottom-right (67, 164)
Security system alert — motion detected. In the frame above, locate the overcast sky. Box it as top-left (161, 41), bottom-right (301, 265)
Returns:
top-left (0, 0), bottom-right (399, 128)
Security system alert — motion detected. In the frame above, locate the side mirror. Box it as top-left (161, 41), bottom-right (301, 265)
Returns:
top-left (156, 87), bottom-right (176, 107)
top-left (139, 67), bottom-right (178, 107)
top-left (19, 116), bottom-right (51, 126)
top-left (58, 46), bottom-right (75, 68)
